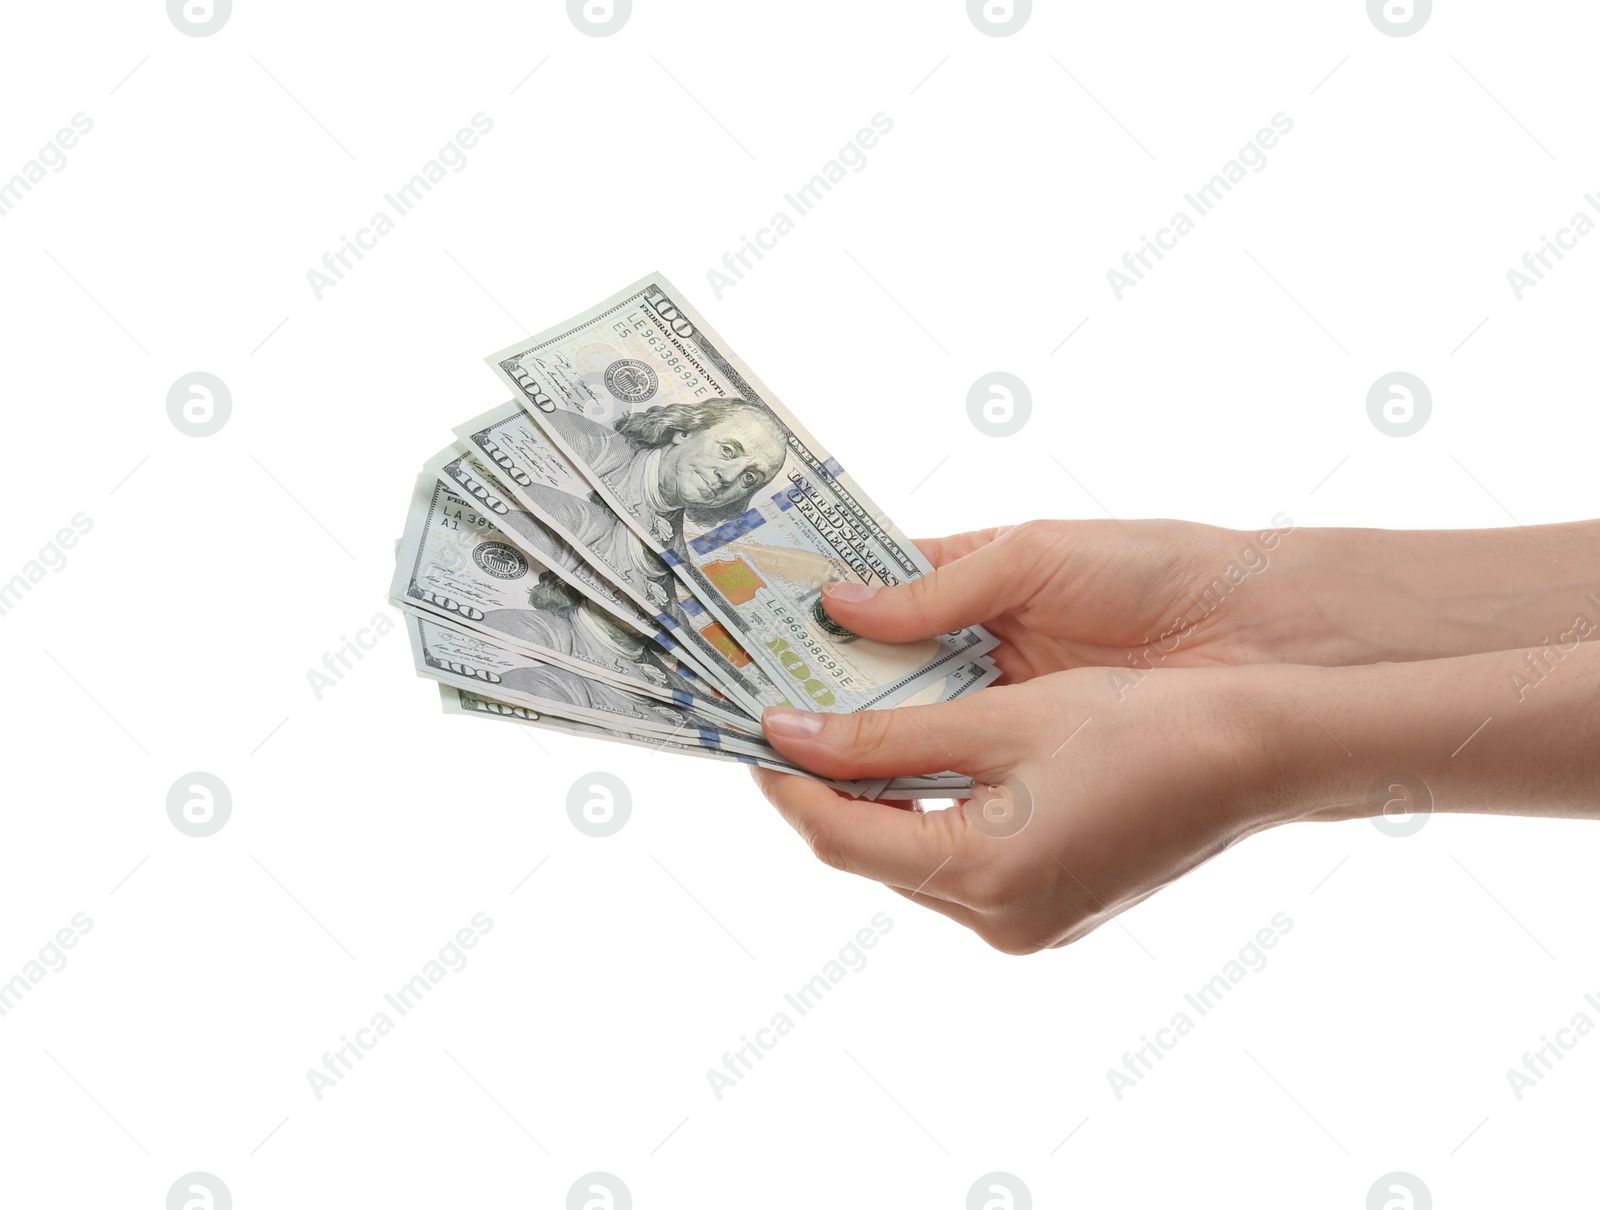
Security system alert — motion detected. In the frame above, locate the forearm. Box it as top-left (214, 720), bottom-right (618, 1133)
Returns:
top-left (1254, 640), bottom-right (1600, 825)
top-left (1259, 521), bottom-right (1600, 665)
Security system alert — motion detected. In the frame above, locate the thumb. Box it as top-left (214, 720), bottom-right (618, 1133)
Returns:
top-left (760, 686), bottom-right (1032, 780)
top-left (819, 527), bottom-right (1037, 643)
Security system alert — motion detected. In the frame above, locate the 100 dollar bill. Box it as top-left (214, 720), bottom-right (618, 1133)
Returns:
top-left (423, 443), bottom-right (699, 666)
top-left (441, 687), bottom-right (967, 800)
top-left (415, 622), bottom-right (893, 797)
top-left (453, 401), bottom-right (788, 717)
top-left (392, 474), bottom-right (757, 734)
top-left (485, 273), bottom-right (998, 713)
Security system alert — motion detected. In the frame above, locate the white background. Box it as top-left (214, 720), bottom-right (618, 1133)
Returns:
top-left (2, 1), bottom-right (1597, 1206)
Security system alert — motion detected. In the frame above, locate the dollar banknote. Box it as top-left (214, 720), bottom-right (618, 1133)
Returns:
top-left (440, 686), bottom-right (972, 801)
top-left (422, 443), bottom-right (704, 668)
top-left (483, 273), bottom-right (999, 714)
top-left (413, 618), bottom-right (927, 798)
top-left (391, 473), bottom-right (758, 735)
top-left (408, 612), bottom-right (756, 747)
top-left (453, 401), bottom-right (789, 716)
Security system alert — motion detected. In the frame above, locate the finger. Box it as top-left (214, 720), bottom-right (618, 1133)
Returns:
top-left (751, 766), bottom-right (967, 890)
top-left (821, 524), bottom-right (1048, 643)
top-left (760, 685), bottom-right (1030, 779)
top-left (911, 528), bottom-right (1007, 569)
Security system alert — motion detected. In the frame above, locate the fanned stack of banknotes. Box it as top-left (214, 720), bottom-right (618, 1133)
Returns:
top-left (391, 274), bottom-right (1001, 800)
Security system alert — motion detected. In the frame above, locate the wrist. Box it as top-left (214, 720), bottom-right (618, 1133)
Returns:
top-left (1238, 660), bottom-right (1397, 826)
top-left (1242, 642), bottom-right (1600, 826)
top-left (1172, 663), bottom-right (1315, 837)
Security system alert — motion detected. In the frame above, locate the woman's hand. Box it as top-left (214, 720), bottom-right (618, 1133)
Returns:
top-left (821, 518), bottom-right (1600, 677)
top-left (819, 519), bottom-right (1298, 684)
top-left (754, 664), bottom-right (1278, 955)
top-left (755, 636), bottom-right (1600, 954)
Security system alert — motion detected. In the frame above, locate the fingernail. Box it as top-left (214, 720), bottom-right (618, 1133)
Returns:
top-left (763, 707), bottom-right (825, 738)
top-left (823, 581), bottom-right (878, 604)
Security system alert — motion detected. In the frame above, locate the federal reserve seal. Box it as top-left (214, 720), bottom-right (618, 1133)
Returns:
top-left (812, 595), bottom-right (861, 642)
top-left (604, 358), bottom-right (658, 403)
top-left (472, 540), bottom-right (529, 580)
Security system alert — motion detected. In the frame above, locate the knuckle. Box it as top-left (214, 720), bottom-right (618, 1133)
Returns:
top-left (994, 520), bottom-right (1069, 605)
top-left (1009, 518), bottom-right (1059, 553)
top-left (900, 570), bottom-right (940, 618)
top-left (840, 707), bottom-right (898, 755)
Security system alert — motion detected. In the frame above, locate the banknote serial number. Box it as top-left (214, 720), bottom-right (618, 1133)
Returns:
top-left (615, 319), bottom-right (710, 398)
top-left (763, 601), bottom-right (853, 708)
